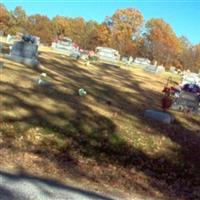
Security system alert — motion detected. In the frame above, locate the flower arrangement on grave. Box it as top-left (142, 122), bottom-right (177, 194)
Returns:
top-left (161, 77), bottom-right (180, 111)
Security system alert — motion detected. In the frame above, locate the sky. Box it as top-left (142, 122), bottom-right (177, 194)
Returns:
top-left (2, 0), bottom-right (200, 44)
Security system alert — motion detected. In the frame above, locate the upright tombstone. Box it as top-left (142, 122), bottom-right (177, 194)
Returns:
top-left (182, 73), bottom-right (200, 87)
top-left (156, 65), bottom-right (165, 74)
top-left (154, 60), bottom-right (158, 66)
top-left (6, 34), bottom-right (19, 44)
top-left (171, 91), bottom-right (199, 112)
top-left (5, 37), bottom-right (39, 68)
top-left (52, 37), bottom-right (80, 58)
top-left (134, 57), bottom-right (151, 67)
top-left (128, 56), bottom-right (133, 64)
top-left (170, 66), bottom-right (176, 73)
top-left (6, 34), bottom-right (12, 43)
top-left (144, 64), bottom-right (165, 74)
top-left (144, 64), bottom-right (157, 73)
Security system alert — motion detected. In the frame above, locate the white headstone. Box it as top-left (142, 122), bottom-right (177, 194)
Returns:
top-left (144, 64), bottom-right (157, 73)
top-left (182, 73), bottom-right (200, 87)
top-left (170, 66), bottom-right (176, 73)
top-left (134, 57), bottom-right (151, 65)
top-left (156, 65), bottom-right (165, 73)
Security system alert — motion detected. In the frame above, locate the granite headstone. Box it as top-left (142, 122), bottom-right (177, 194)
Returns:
top-left (5, 40), bottom-right (39, 67)
top-left (144, 109), bottom-right (175, 124)
top-left (171, 91), bottom-right (199, 112)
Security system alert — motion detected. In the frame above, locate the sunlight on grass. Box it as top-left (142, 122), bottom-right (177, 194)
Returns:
top-left (1, 49), bottom-right (200, 200)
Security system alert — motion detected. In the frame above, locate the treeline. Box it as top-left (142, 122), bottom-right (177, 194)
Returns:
top-left (0, 4), bottom-right (199, 72)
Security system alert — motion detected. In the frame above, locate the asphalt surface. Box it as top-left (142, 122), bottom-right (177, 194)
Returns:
top-left (0, 170), bottom-right (115, 200)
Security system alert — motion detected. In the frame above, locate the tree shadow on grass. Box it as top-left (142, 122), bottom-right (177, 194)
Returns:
top-left (1, 57), bottom-right (200, 200)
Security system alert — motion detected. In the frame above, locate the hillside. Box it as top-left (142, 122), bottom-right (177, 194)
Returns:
top-left (0, 48), bottom-right (200, 200)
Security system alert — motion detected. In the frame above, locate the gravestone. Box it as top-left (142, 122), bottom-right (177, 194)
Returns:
top-left (171, 91), bottom-right (199, 112)
top-left (6, 34), bottom-right (19, 44)
top-left (134, 57), bottom-right (151, 66)
top-left (128, 56), bottom-right (133, 64)
top-left (11, 41), bottom-right (38, 58)
top-left (52, 37), bottom-right (74, 56)
top-left (144, 64), bottom-right (157, 73)
top-left (6, 34), bottom-right (11, 43)
top-left (144, 109), bottom-right (175, 124)
top-left (144, 65), bottom-right (165, 74)
top-left (122, 57), bottom-right (128, 64)
top-left (182, 73), bottom-right (200, 87)
top-left (5, 40), bottom-right (39, 67)
top-left (156, 65), bottom-right (165, 74)
top-left (170, 66), bottom-right (176, 73)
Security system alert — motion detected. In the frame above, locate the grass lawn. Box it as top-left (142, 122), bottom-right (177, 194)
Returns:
top-left (0, 46), bottom-right (200, 200)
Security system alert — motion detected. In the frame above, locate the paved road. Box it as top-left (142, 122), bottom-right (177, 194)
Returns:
top-left (0, 170), bottom-right (115, 200)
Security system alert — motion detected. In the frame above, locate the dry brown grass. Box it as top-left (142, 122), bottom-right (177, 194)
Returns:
top-left (0, 48), bottom-right (200, 200)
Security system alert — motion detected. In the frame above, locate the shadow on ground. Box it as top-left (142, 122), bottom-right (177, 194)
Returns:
top-left (0, 52), bottom-right (200, 200)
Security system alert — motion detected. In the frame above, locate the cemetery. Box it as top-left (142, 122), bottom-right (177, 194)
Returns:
top-left (0, 24), bottom-right (199, 200)
top-left (1, 2), bottom-right (200, 199)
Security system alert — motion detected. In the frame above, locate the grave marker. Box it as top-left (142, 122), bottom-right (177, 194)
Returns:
top-left (134, 57), bottom-right (151, 66)
top-left (144, 65), bottom-right (165, 74)
top-left (182, 73), bottom-right (200, 87)
top-left (170, 66), bottom-right (176, 73)
top-left (144, 64), bottom-right (157, 73)
top-left (171, 91), bottom-right (199, 112)
top-left (156, 65), bottom-right (165, 73)
top-left (5, 40), bottom-right (39, 67)
top-left (144, 109), bottom-right (175, 124)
